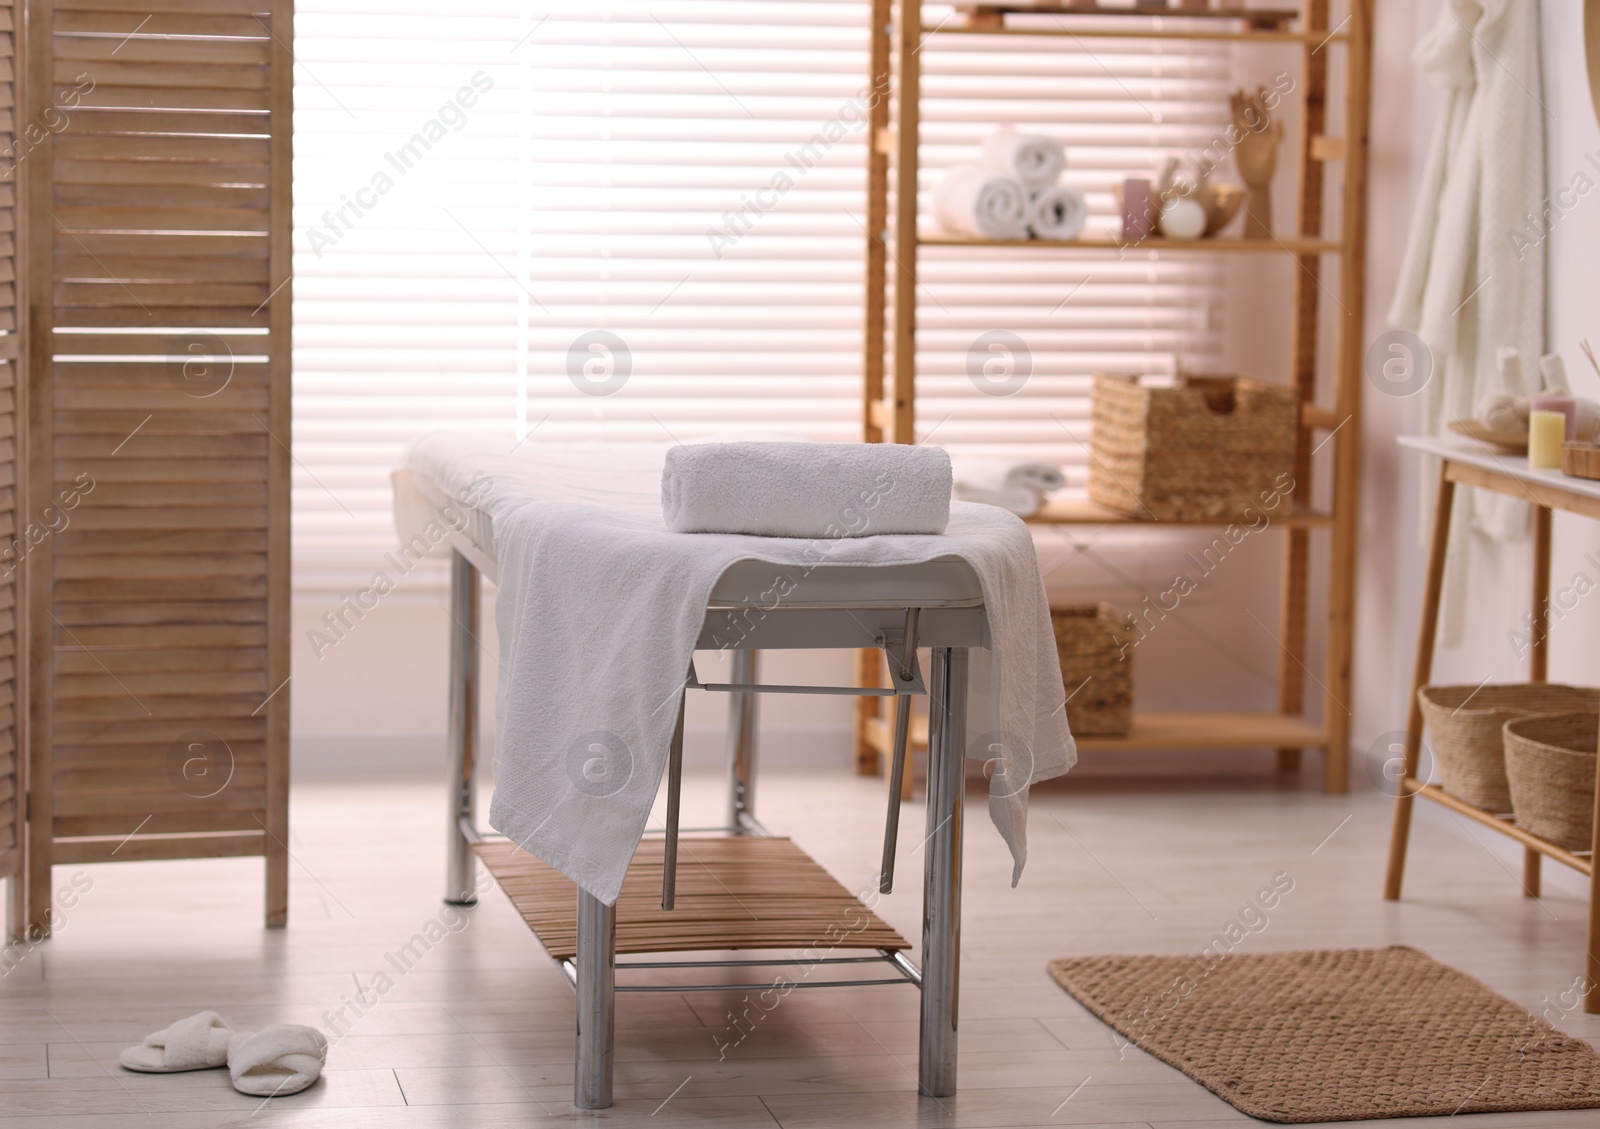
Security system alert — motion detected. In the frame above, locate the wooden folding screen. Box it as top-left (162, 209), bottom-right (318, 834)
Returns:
top-left (0, 0), bottom-right (20, 932)
top-left (20, 0), bottom-right (291, 931)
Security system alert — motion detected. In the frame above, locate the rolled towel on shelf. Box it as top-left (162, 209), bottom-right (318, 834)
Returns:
top-left (982, 129), bottom-right (1066, 191)
top-left (662, 441), bottom-right (952, 537)
top-left (1027, 184), bottom-right (1088, 240)
top-left (933, 164), bottom-right (1029, 240)
top-left (951, 458), bottom-right (1066, 518)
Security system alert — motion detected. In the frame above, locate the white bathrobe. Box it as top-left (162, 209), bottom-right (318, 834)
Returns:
top-left (1388, 0), bottom-right (1546, 643)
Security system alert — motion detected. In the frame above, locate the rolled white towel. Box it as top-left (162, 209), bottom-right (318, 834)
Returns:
top-left (1027, 184), bottom-right (1087, 240)
top-left (662, 442), bottom-right (952, 537)
top-left (981, 130), bottom-right (1066, 191)
top-left (933, 164), bottom-right (1029, 240)
top-left (951, 458), bottom-right (1066, 518)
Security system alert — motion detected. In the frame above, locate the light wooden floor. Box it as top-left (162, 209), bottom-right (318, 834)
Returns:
top-left (2, 767), bottom-right (1597, 1128)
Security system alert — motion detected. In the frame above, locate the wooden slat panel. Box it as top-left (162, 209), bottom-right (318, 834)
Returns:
top-left (53, 809), bottom-right (265, 836)
top-left (55, 716), bottom-right (266, 746)
top-left (55, 281), bottom-right (269, 308)
top-left (54, 37), bottom-right (270, 67)
top-left (51, 831), bottom-right (264, 865)
top-left (56, 182), bottom-right (270, 209)
top-left (60, 458), bottom-right (268, 482)
top-left (77, 85), bottom-right (270, 113)
top-left (52, 60), bottom-right (269, 91)
top-left (52, 646), bottom-right (267, 674)
top-left (0, 0), bottom-right (16, 899)
top-left (55, 12), bottom-right (270, 38)
top-left (57, 0), bottom-right (272, 16)
top-left (28, 0), bottom-right (290, 930)
top-left (58, 670), bottom-right (267, 697)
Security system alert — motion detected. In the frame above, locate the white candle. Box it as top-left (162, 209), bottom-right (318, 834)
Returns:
top-left (1529, 410), bottom-right (1566, 469)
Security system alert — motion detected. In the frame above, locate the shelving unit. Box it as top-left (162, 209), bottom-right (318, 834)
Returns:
top-left (856, 1), bottom-right (1372, 793)
top-left (1385, 437), bottom-right (1600, 1012)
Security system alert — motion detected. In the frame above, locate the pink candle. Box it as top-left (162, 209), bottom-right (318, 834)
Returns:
top-left (1122, 178), bottom-right (1156, 242)
top-left (1530, 394), bottom-right (1578, 441)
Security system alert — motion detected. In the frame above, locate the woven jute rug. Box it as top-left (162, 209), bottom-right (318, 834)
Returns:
top-left (1047, 946), bottom-right (1600, 1123)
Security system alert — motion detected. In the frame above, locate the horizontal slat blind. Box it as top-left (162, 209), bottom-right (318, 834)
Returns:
top-left (295, 0), bottom-right (1228, 588)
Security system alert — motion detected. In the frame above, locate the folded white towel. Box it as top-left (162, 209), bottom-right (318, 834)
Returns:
top-left (982, 130), bottom-right (1066, 191)
top-left (1027, 184), bottom-right (1087, 240)
top-left (228, 1024), bottom-right (328, 1097)
top-left (952, 459), bottom-right (1066, 517)
top-left (662, 441), bottom-right (951, 537)
top-left (934, 164), bottom-right (1029, 240)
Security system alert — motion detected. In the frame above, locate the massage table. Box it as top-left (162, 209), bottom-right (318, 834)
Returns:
top-left (398, 441), bottom-right (1014, 1109)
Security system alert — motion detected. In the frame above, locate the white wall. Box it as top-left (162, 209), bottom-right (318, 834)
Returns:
top-left (1351, 0), bottom-right (1600, 779)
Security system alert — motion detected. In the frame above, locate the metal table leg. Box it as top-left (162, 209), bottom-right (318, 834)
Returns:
top-left (445, 549), bottom-right (480, 905)
top-left (920, 646), bottom-right (966, 1097)
top-left (575, 889), bottom-right (616, 1109)
top-left (727, 650), bottom-right (760, 833)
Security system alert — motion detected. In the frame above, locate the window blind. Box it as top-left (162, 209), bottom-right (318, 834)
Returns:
top-left (293, 1), bottom-right (1230, 589)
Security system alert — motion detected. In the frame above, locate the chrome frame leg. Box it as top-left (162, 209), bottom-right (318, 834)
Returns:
top-left (445, 549), bottom-right (480, 905)
top-left (575, 889), bottom-right (616, 1109)
top-left (726, 650), bottom-right (760, 833)
top-left (919, 646), bottom-right (967, 1098)
top-left (663, 690), bottom-right (685, 910)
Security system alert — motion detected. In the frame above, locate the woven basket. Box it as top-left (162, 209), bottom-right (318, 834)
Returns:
top-left (1088, 373), bottom-right (1298, 521)
top-left (1051, 603), bottom-right (1135, 737)
top-left (1504, 712), bottom-right (1599, 852)
top-left (1417, 683), bottom-right (1598, 812)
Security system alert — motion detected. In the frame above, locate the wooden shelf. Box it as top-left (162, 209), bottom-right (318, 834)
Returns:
top-left (859, 0), bottom-right (1370, 793)
top-left (475, 836), bottom-right (909, 961)
top-left (1405, 782), bottom-right (1592, 877)
top-left (937, 4), bottom-right (1340, 44)
top-left (865, 711), bottom-right (1325, 755)
top-left (1027, 497), bottom-right (1333, 527)
top-left (919, 234), bottom-right (1344, 254)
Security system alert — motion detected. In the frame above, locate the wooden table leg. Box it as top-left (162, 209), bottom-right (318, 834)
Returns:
top-left (1588, 725), bottom-right (1600, 1013)
top-left (1525, 505), bottom-right (1552, 898)
top-left (1384, 464), bottom-right (1455, 901)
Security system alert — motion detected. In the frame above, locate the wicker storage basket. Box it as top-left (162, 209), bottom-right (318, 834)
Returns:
top-left (1051, 603), bottom-right (1135, 737)
top-left (1088, 373), bottom-right (1299, 521)
top-left (1504, 712), bottom-right (1599, 852)
top-left (1417, 683), bottom-right (1598, 812)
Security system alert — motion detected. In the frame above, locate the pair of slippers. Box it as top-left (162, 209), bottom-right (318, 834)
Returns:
top-left (120, 1011), bottom-right (327, 1097)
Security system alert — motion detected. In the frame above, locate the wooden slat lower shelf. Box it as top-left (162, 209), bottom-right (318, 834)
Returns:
top-left (1407, 781), bottom-right (1593, 875)
top-left (864, 711), bottom-right (1326, 755)
top-left (474, 836), bottom-right (909, 962)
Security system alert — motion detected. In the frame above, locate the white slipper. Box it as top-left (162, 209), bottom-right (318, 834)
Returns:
top-left (227, 1024), bottom-right (328, 1097)
top-left (120, 1011), bottom-right (233, 1073)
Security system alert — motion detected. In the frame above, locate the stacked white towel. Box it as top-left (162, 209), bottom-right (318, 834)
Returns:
top-left (1026, 184), bottom-right (1088, 241)
top-left (662, 441), bottom-right (951, 537)
top-left (951, 458), bottom-right (1066, 517)
top-left (982, 130), bottom-right (1066, 191)
top-left (937, 129), bottom-right (1085, 241)
top-left (933, 164), bottom-right (1030, 239)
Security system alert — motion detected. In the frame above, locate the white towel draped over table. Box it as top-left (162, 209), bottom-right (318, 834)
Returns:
top-left (395, 433), bottom-right (1076, 906)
